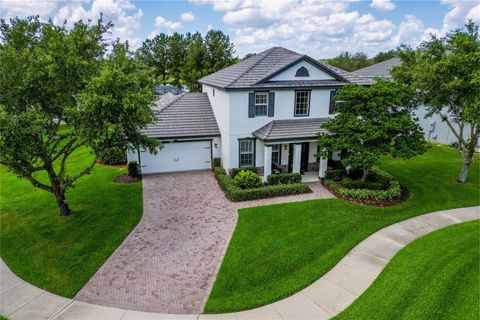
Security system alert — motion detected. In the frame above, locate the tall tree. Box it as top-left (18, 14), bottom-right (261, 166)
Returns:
top-left (167, 32), bottom-right (186, 87)
top-left (392, 21), bottom-right (480, 183)
top-left (181, 32), bottom-right (207, 92)
top-left (0, 17), bottom-right (160, 216)
top-left (323, 50), bottom-right (398, 71)
top-left (136, 33), bottom-right (169, 83)
top-left (204, 30), bottom-right (237, 74)
top-left (317, 80), bottom-right (426, 181)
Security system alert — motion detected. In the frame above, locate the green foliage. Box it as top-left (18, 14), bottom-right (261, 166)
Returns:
top-left (324, 168), bottom-right (346, 181)
top-left (212, 157), bottom-right (221, 168)
top-left (233, 170), bottom-right (263, 189)
top-left (322, 50), bottom-right (397, 72)
top-left (317, 79), bottom-right (426, 180)
top-left (267, 173), bottom-right (302, 185)
top-left (136, 30), bottom-right (238, 92)
top-left (128, 161), bottom-right (139, 178)
top-left (324, 167), bottom-right (401, 201)
top-left (98, 147), bottom-right (126, 165)
top-left (0, 17), bottom-right (159, 215)
top-left (392, 21), bottom-right (480, 182)
top-left (231, 167), bottom-right (257, 177)
top-left (213, 166), bottom-right (310, 201)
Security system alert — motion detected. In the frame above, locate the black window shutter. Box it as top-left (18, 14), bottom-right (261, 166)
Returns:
top-left (268, 92), bottom-right (275, 117)
top-left (248, 92), bottom-right (255, 118)
top-left (329, 90), bottom-right (337, 114)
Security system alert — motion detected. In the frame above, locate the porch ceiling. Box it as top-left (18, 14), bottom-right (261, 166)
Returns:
top-left (252, 117), bottom-right (329, 141)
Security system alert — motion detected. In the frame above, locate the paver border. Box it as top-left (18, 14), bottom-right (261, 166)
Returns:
top-left (1, 206), bottom-right (478, 320)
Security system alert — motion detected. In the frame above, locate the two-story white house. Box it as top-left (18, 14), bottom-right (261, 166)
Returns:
top-left (127, 47), bottom-right (370, 181)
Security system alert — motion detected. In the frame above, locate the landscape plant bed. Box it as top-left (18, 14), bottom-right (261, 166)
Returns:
top-left (113, 173), bottom-right (142, 184)
top-left (323, 181), bottom-right (410, 207)
top-left (213, 167), bottom-right (311, 201)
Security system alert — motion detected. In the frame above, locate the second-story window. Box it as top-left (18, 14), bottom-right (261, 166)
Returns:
top-left (295, 90), bottom-right (310, 116)
top-left (255, 92), bottom-right (268, 116)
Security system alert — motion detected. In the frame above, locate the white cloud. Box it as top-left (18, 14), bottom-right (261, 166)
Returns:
top-left (180, 12), bottom-right (195, 21)
top-left (154, 16), bottom-right (182, 29)
top-left (193, 0), bottom-right (480, 58)
top-left (370, 0), bottom-right (396, 12)
top-left (207, 23), bottom-right (213, 31)
top-left (467, 4), bottom-right (480, 21)
top-left (1, 0), bottom-right (144, 49)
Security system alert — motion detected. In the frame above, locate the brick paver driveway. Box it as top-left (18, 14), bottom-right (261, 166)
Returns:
top-left (75, 171), bottom-right (237, 314)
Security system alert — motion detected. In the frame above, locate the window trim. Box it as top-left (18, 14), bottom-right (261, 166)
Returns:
top-left (238, 138), bottom-right (256, 167)
top-left (271, 144), bottom-right (281, 165)
top-left (254, 91), bottom-right (268, 117)
top-left (294, 89), bottom-right (311, 117)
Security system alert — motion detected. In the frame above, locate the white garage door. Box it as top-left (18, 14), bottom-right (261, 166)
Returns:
top-left (140, 140), bottom-right (212, 174)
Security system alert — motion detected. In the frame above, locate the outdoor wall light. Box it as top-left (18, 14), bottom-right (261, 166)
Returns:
top-left (214, 143), bottom-right (218, 148)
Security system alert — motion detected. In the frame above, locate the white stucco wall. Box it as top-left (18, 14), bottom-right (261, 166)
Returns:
top-left (203, 84), bottom-right (230, 170)
top-left (414, 106), bottom-right (472, 145)
top-left (227, 88), bottom-right (332, 168)
top-left (269, 60), bottom-right (335, 81)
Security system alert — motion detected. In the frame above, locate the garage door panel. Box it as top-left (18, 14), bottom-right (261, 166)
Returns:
top-left (140, 141), bottom-right (212, 174)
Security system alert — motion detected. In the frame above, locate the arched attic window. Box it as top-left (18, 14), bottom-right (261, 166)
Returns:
top-left (295, 66), bottom-right (310, 77)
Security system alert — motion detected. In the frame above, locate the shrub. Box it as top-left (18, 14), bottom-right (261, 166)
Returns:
top-left (325, 168), bottom-right (346, 181)
top-left (213, 166), bottom-right (311, 201)
top-left (323, 167), bottom-right (401, 201)
top-left (212, 157), bottom-right (221, 168)
top-left (128, 161), bottom-right (140, 178)
top-left (231, 167), bottom-right (257, 177)
top-left (341, 178), bottom-right (385, 190)
top-left (267, 173), bottom-right (302, 185)
top-left (98, 147), bottom-right (126, 165)
top-left (233, 170), bottom-right (262, 189)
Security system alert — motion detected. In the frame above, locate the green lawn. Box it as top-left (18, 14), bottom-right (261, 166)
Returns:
top-left (205, 145), bottom-right (480, 313)
top-left (335, 221), bottom-right (479, 320)
top-left (0, 148), bottom-right (142, 298)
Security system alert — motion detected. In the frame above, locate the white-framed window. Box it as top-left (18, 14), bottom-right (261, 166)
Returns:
top-left (271, 144), bottom-right (281, 165)
top-left (239, 139), bottom-right (255, 167)
top-left (255, 92), bottom-right (268, 116)
top-left (295, 90), bottom-right (310, 116)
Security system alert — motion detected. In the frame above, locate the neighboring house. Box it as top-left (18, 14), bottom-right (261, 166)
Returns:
top-left (352, 58), bottom-right (466, 145)
top-left (155, 84), bottom-right (188, 95)
top-left (128, 47), bottom-right (369, 180)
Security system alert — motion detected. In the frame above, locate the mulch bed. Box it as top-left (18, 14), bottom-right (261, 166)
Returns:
top-left (323, 183), bottom-right (410, 207)
top-left (113, 174), bottom-right (141, 184)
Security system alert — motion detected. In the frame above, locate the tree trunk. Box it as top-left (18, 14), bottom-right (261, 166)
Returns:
top-left (54, 189), bottom-right (71, 216)
top-left (458, 148), bottom-right (474, 183)
top-left (361, 166), bottom-right (370, 182)
top-left (45, 160), bottom-right (72, 216)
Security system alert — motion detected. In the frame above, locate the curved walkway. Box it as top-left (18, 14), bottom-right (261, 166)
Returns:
top-left (1, 206), bottom-right (478, 320)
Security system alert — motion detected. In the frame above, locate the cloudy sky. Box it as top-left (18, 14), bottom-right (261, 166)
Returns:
top-left (1, 0), bottom-right (479, 58)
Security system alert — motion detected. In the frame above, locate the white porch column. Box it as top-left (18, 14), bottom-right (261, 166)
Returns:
top-left (292, 144), bottom-right (302, 173)
top-left (319, 157), bottom-right (328, 179)
top-left (263, 145), bottom-right (272, 182)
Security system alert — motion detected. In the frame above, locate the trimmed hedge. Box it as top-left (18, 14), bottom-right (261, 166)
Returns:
top-left (267, 173), bottom-right (302, 185)
top-left (231, 167), bottom-right (257, 177)
top-left (213, 167), bottom-right (311, 201)
top-left (234, 170), bottom-right (263, 189)
top-left (325, 168), bottom-right (346, 181)
top-left (341, 178), bottom-right (385, 190)
top-left (98, 147), bottom-right (126, 165)
top-left (128, 161), bottom-right (140, 178)
top-left (212, 157), bottom-right (221, 168)
top-left (323, 167), bottom-right (401, 201)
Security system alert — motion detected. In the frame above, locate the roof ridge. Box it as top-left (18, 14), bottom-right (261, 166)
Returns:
top-left (264, 121), bottom-right (275, 137)
top-left (227, 47), bottom-right (280, 88)
top-left (156, 93), bottom-right (185, 114)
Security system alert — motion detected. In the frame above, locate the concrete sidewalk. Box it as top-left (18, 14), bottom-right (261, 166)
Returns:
top-left (1, 206), bottom-right (478, 320)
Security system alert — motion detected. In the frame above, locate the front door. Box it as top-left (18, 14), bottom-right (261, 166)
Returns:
top-left (287, 143), bottom-right (310, 173)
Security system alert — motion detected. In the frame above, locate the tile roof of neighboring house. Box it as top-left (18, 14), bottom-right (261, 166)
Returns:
top-left (351, 58), bottom-right (402, 79)
top-left (321, 62), bottom-right (374, 85)
top-left (252, 118), bottom-right (330, 141)
top-left (199, 47), bottom-right (369, 89)
top-left (142, 92), bottom-right (220, 139)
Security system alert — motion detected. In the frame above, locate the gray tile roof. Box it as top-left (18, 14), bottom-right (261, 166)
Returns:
top-left (351, 58), bottom-right (402, 79)
top-left (252, 118), bottom-right (330, 141)
top-left (255, 79), bottom-right (345, 88)
top-left (199, 47), bottom-right (367, 89)
top-left (321, 62), bottom-right (374, 85)
top-left (142, 92), bottom-right (220, 139)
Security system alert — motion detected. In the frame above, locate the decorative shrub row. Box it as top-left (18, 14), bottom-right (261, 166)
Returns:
top-left (98, 147), bottom-right (126, 165)
top-left (212, 157), bottom-right (221, 168)
top-left (324, 168), bottom-right (346, 181)
top-left (231, 167), bottom-right (257, 177)
top-left (267, 173), bottom-right (302, 185)
top-left (213, 167), bottom-right (311, 201)
top-left (323, 168), bottom-right (401, 201)
top-left (340, 178), bottom-right (385, 190)
top-left (234, 170), bottom-right (263, 189)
